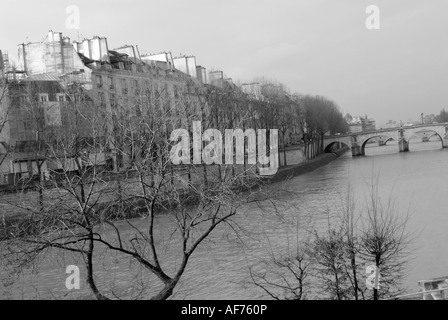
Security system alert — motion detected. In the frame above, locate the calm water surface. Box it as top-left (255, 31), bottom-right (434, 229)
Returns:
top-left (1, 138), bottom-right (448, 299)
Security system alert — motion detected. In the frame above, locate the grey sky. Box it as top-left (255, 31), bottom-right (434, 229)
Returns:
top-left (1, 0), bottom-right (447, 127)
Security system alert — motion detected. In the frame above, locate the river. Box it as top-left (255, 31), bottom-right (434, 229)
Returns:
top-left (1, 137), bottom-right (447, 299)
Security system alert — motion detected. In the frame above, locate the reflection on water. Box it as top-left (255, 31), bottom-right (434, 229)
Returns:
top-left (1, 139), bottom-right (448, 299)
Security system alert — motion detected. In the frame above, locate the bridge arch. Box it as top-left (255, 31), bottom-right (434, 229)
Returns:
top-left (323, 136), bottom-right (352, 154)
top-left (428, 133), bottom-right (439, 140)
top-left (324, 141), bottom-right (350, 153)
top-left (361, 135), bottom-right (395, 155)
top-left (407, 130), bottom-right (444, 148)
top-left (382, 137), bottom-right (395, 145)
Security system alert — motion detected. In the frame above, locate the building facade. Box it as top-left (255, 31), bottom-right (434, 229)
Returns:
top-left (345, 113), bottom-right (376, 133)
top-left (0, 31), bottom-right (254, 184)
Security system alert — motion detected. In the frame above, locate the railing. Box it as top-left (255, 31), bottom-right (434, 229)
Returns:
top-left (325, 122), bottom-right (448, 140)
top-left (387, 276), bottom-right (448, 300)
top-left (387, 287), bottom-right (448, 300)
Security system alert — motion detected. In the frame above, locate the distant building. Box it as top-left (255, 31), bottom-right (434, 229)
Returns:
top-left (208, 70), bottom-right (224, 88)
top-left (17, 31), bottom-right (92, 87)
top-left (173, 56), bottom-right (197, 78)
top-left (385, 120), bottom-right (398, 128)
top-left (140, 52), bottom-right (174, 70)
top-left (195, 65), bottom-right (207, 84)
top-left (345, 113), bottom-right (376, 133)
top-left (349, 123), bottom-right (363, 133)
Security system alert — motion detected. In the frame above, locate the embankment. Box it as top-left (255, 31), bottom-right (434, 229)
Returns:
top-left (0, 146), bottom-right (349, 234)
top-left (270, 146), bottom-right (349, 183)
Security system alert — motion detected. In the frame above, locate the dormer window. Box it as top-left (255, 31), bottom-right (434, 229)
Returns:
top-left (56, 93), bottom-right (66, 102)
top-left (39, 93), bottom-right (49, 102)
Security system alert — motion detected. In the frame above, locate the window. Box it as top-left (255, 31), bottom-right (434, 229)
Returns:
top-left (132, 80), bottom-right (139, 95)
top-left (109, 93), bottom-right (116, 108)
top-left (98, 92), bottom-right (105, 106)
top-left (13, 160), bottom-right (29, 174)
top-left (39, 93), bottom-right (49, 102)
top-left (108, 76), bottom-right (114, 90)
top-left (121, 78), bottom-right (127, 95)
top-left (23, 120), bottom-right (32, 131)
top-left (96, 75), bottom-right (103, 88)
top-left (56, 93), bottom-right (66, 102)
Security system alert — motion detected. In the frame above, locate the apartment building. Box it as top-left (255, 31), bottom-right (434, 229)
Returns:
top-left (0, 31), bottom-right (231, 183)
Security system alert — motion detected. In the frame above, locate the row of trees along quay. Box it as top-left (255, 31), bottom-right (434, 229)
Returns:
top-left (0, 60), bottom-right (358, 300)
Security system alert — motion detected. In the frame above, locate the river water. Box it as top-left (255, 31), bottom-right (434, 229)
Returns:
top-left (1, 137), bottom-right (447, 299)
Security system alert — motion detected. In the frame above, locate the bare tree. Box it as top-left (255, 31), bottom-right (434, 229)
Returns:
top-left (297, 95), bottom-right (348, 159)
top-left (338, 184), bottom-right (365, 300)
top-left (248, 223), bottom-right (312, 300)
top-left (3, 77), bottom-right (267, 300)
top-left (311, 222), bottom-right (351, 300)
top-left (247, 179), bottom-right (412, 300)
top-left (359, 177), bottom-right (413, 300)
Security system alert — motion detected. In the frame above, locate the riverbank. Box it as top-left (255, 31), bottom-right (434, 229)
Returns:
top-left (270, 146), bottom-right (349, 183)
top-left (0, 147), bottom-right (349, 231)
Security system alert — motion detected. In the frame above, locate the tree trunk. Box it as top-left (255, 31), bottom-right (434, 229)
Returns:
top-left (37, 161), bottom-right (44, 213)
top-left (283, 147), bottom-right (287, 167)
top-left (151, 279), bottom-right (176, 300)
top-left (86, 235), bottom-right (109, 300)
top-left (350, 251), bottom-right (360, 300)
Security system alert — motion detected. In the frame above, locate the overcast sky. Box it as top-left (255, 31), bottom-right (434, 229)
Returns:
top-left (1, 0), bottom-right (448, 127)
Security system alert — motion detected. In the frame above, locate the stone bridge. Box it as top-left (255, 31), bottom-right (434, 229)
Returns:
top-left (324, 123), bottom-right (448, 156)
